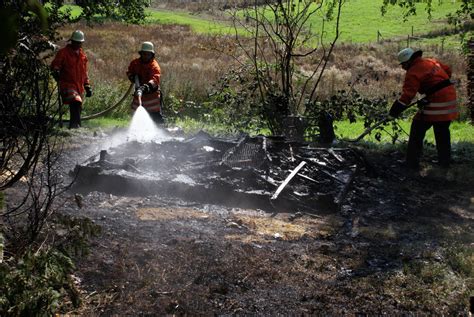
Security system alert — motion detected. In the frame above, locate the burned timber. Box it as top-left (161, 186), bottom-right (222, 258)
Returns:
top-left (71, 131), bottom-right (362, 214)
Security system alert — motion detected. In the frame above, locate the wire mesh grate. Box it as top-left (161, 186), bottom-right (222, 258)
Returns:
top-left (220, 137), bottom-right (266, 169)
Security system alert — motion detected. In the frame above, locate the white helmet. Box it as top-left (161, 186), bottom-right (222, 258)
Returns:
top-left (397, 48), bottom-right (415, 64)
top-left (139, 41), bottom-right (155, 54)
top-left (70, 30), bottom-right (85, 42)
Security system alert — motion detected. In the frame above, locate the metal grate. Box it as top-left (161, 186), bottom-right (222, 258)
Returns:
top-left (220, 136), bottom-right (266, 169)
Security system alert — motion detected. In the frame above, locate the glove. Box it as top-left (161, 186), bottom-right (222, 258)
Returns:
top-left (417, 98), bottom-right (429, 110)
top-left (84, 84), bottom-right (92, 97)
top-left (139, 84), bottom-right (151, 94)
top-left (389, 100), bottom-right (407, 118)
top-left (52, 70), bottom-right (60, 81)
top-left (128, 74), bottom-right (136, 83)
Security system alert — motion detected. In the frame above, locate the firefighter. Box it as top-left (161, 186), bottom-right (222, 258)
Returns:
top-left (51, 30), bottom-right (92, 129)
top-left (389, 48), bottom-right (458, 169)
top-left (127, 41), bottom-right (163, 124)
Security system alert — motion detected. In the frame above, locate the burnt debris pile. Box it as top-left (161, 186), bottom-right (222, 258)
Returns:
top-left (72, 131), bottom-right (362, 214)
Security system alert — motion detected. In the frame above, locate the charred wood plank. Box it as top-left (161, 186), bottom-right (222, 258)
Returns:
top-left (296, 173), bottom-right (321, 184)
top-left (335, 164), bottom-right (359, 209)
top-left (271, 161), bottom-right (307, 200)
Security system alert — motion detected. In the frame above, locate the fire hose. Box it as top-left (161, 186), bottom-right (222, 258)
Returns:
top-left (348, 79), bottom-right (455, 143)
top-left (81, 83), bottom-right (134, 121)
top-left (347, 97), bottom-right (424, 143)
top-left (57, 83), bottom-right (134, 123)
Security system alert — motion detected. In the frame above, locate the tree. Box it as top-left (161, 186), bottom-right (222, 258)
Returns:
top-left (220, 0), bottom-right (344, 139)
top-left (0, 0), bottom-right (148, 312)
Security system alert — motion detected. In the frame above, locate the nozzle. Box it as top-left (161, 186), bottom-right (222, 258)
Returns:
top-left (135, 88), bottom-right (143, 97)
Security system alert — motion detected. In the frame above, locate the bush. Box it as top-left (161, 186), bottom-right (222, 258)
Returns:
top-left (0, 250), bottom-right (77, 315)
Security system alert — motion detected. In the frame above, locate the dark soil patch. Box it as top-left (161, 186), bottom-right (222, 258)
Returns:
top-left (52, 128), bottom-right (474, 315)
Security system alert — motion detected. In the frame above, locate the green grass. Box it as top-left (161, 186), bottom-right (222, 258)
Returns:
top-left (322, 0), bottom-right (461, 43)
top-left (57, 4), bottom-right (82, 19)
top-left (236, 0), bottom-right (463, 45)
top-left (58, 1), bottom-right (466, 44)
top-left (335, 119), bottom-right (474, 145)
top-left (81, 117), bottom-right (130, 129)
top-left (145, 9), bottom-right (237, 34)
top-left (58, 5), bottom-right (236, 34)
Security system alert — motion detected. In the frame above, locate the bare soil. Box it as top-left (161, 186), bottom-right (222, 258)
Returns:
top-left (57, 128), bottom-right (473, 315)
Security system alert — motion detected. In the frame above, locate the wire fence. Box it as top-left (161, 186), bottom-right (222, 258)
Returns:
top-left (376, 27), bottom-right (450, 54)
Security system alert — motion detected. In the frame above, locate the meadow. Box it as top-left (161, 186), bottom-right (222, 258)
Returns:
top-left (63, 0), bottom-right (466, 44)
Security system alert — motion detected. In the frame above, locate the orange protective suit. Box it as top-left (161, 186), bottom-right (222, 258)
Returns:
top-left (399, 57), bottom-right (458, 122)
top-left (127, 58), bottom-right (161, 113)
top-left (51, 44), bottom-right (90, 105)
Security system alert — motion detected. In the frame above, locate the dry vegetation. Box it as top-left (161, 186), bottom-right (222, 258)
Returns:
top-left (56, 22), bottom-right (468, 114)
top-left (57, 22), bottom-right (236, 103)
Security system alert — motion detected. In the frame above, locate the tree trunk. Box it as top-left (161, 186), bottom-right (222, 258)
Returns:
top-left (468, 38), bottom-right (474, 125)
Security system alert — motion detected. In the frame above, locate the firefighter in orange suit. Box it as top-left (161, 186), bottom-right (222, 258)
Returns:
top-left (389, 48), bottom-right (458, 169)
top-left (127, 41), bottom-right (163, 124)
top-left (51, 30), bottom-right (92, 129)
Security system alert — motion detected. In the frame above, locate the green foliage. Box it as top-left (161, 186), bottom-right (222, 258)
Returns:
top-left (0, 250), bottom-right (77, 316)
top-left (72, 0), bottom-right (149, 24)
top-left (446, 245), bottom-right (474, 278)
top-left (304, 89), bottom-right (408, 143)
top-left (53, 214), bottom-right (102, 257)
top-left (207, 65), bottom-right (291, 135)
top-left (0, 214), bottom-right (101, 315)
top-left (0, 0), bottom-right (48, 55)
top-left (82, 80), bottom-right (130, 119)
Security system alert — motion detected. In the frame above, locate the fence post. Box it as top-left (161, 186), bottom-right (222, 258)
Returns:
top-left (377, 30), bottom-right (380, 43)
top-left (411, 26), bottom-right (414, 36)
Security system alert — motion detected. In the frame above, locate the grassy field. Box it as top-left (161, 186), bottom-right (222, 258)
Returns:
top-left (60, 1), bottom-right (465, 45)
top-left (145, 10), bottom-right (236, 34)
top-left (318, 0), bottom-right (461, 43)
top-left (61, 5), bottom-right (235, 34)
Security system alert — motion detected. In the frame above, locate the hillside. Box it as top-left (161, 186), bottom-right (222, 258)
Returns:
top-left (65, 0), bottom-right (466, 45)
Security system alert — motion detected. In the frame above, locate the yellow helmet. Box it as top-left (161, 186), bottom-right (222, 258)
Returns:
top-left (70, 30), bottom-right (85, 42)
top-left (139, 41), bottom-right (155, 54)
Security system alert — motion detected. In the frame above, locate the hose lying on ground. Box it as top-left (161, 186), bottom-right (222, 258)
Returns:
top-left (81, 83), bottom-right (134, 121)
top-left (58, 83), bottom-right (134, 123)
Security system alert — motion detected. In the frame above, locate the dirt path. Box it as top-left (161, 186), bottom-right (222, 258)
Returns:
top-left (59, 129), bottom-right (473, 315)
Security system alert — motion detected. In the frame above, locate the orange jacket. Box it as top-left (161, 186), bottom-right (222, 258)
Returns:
top-left (51, 44), bottom-right (90, 104)
top-left (127, 58), bottom-right (161, 112)
top-left (399, 57), bottom-right (458, 122)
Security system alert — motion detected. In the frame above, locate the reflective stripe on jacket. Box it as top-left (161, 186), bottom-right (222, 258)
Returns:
top-left (127, 58), bottom-right (161, 113)
top-left (131, 92), bottom-right (161, 112)
top-left (60, 87), bottom-right (83, 105)
top-left (51, 44), bottom-right (89, 105)
top-left (399, 57), bottom-right (458, 122)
